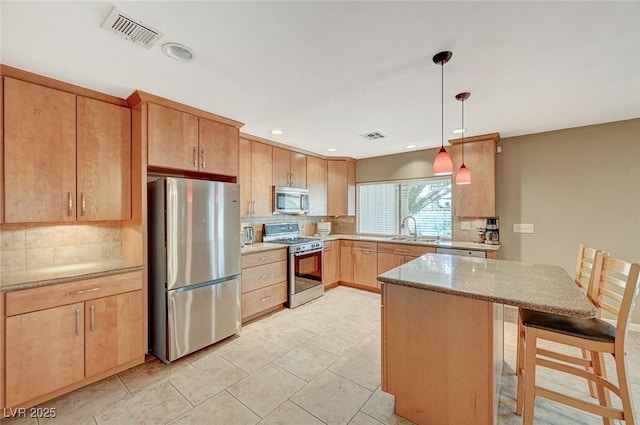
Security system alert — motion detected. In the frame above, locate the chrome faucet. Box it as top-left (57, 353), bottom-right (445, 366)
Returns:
top-left (401, 216), bottom-right (418, 241)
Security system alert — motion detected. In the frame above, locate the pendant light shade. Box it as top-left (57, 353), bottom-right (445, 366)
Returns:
top-left (432, 51), bottom-right (453, 176)
top-left (455, 91), bottom-right (472, 185)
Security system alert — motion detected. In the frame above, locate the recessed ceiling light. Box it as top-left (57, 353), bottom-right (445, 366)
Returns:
top-left (406, 144), bottom-right (417, 149)
top-left (327, 148), bottom-right (337, 152)
top-left (452, 128), bottom-right (467, 134)
top-left (162, 42), bottom-right (195, 62)
top-left (270, 129), bottom-right (284, 135)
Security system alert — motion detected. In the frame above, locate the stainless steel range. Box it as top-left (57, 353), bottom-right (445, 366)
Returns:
top-left (263, 223), bottom-right (324, 308)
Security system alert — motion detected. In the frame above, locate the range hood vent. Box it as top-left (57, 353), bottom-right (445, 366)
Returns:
top-left (101, 7), bottom-right (164, 49)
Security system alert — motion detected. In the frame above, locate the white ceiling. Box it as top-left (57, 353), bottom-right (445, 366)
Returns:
top-left (1, 1), bottom-right (639, 159)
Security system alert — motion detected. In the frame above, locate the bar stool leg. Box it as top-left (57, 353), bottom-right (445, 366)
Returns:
top-left (523, 327), bottom-right (538, 425)
top-left (582, 348), bottom-right (598, 398)
top-left (614, 351), bottom-right (637, 425)
top-left (591, 351), bottom-right (613, 425)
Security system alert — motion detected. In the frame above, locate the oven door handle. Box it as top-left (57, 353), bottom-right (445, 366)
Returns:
top-left (293, 248), bottom-right (323, 256)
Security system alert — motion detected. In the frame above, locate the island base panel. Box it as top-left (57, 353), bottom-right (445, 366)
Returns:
top-left (382, 283), bottom-right (502, 425)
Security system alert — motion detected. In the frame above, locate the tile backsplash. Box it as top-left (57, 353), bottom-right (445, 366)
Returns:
top-left (242, 215), bottom-right (356, 242)
top-left (1, 221), bottom-right (122, 272)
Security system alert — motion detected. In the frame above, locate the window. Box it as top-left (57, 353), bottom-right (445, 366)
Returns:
top-left (357, 177), bottom-right (452, 238)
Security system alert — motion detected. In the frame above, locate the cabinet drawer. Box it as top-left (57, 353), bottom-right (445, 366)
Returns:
top-left (6, 270), bottom-right (143, 316)
top-left (377, 243), bottom-right (435, 257)
top-left (242, 282), bottom-right (287, 319)
top-left (242, 249), bottom-right (287, 268)
top-left (242, 261), bottom-right (287, 293)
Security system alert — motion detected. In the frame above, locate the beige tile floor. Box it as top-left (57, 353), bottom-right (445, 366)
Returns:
top-left (3, 286), bottom-right (639, 425)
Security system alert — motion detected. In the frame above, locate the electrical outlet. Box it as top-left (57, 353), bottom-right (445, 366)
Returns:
top-left (513, 223), bottom-right (534, 233)
top-left (460, 221), bottom-right (471, 230)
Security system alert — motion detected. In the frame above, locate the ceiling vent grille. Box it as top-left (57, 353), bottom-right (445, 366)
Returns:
top-left (101, 7), bottom-right (164, 49)
top-left (360, 131), bottom-right (386, 141)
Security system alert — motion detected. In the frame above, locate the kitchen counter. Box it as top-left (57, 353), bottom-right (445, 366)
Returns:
top-left (241, 242), bottom-right (288, 255)
top-left (378, 254), bottom-right (595, 317)
top-left (379, 254), bottom-right (596, 425)
top-left (311, 234), bottom-right (500, 252)
top-left (0, 259), bottom-right (144, 292)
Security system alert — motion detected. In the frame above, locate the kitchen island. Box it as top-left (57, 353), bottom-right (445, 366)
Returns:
top-left (377, 254), bottom-right (597, 425)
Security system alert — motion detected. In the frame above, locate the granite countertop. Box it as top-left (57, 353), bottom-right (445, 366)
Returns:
top-left (377, 253), bottom-right (596, 318)
top-left (311, 234), bottom-right (500, 252)
top-left (0, 259), bottom-right (144, 292)
top-left (241, 242), bottom-right (288, 255)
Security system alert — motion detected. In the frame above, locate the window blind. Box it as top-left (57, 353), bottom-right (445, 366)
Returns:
top-left (357, 177), bottom-right (452, 237)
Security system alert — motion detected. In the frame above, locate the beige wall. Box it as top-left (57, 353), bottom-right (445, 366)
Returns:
top-left (496, 118), bottom-right (640, 323)
top-left (357, 118), bottom-right (640, 325)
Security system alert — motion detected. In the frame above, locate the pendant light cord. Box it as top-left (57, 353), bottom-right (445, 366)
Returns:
top-left (461, 98), bottom-right (465, 164)
top-left (441, 61), bottom-right (444, 149)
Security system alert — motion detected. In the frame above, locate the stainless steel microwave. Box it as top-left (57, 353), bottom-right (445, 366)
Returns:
top-left (273, 186), bottom-right (309, 214)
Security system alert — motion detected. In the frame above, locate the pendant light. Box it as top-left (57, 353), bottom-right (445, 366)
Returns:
top-left (432, 51), bottom-right (453, 176)
top-left (455, 92), bottom-right (472, 185)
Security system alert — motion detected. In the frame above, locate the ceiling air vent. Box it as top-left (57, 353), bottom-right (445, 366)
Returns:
top-left (360, 131), bottom-right (386, 141)
top-left (101, 7), bottom-right (164, 49)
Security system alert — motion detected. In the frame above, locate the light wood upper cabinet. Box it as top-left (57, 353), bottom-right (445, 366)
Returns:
top-left (77, 96), bottom-right (131, 221)
top-left (450, 133), bottom-right (499, 218)
top-left (239, 137), bottom-right (253, 217)
top-left (307, 156), bottom-right (328, 216)
top-left (273, 147), bottom-right (307, 188)
top-left (147, 103), bottom-right (199, 171)
top-left (4, 77), bottom-right (76, 223)
top-left (198, 117), bottom-right (239, 177)
top-left (251, 141), bottom-right (273, 217)
top-left (327, 159), bottom-right (356, 216)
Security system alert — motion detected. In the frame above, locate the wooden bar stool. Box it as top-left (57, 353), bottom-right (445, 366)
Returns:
top-left (516, 244), bottom-right (601, 415)
top-left (520, 252), bottom-right (639, 424)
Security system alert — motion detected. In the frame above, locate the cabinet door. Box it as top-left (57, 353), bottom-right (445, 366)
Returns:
top-left (5, 302), bottom-right (85, 407)
top-left (323, 241), bottom-right (341, 286)
top-left (272, 147), bottom-right (291, 187)
top-left (327, 160), bottom-right (348, 216)
top-left (147, 103), bottom-right (198, 171)
top-left (77, 97), bottom-right (131, 221)
top-left (354, 249), bottom-right (379, 289)
top-left (251, 142), bottom-right (273, 216)
top-left (85, 291), bottom-right (143, 377)
top-left (347, 159), bottom-right (356, 215)
top-left (4, 78), bottom-right (76, 223)
top-left (307, 156), bottom-right (327, 216)
top-left (291, 152), bottom-right (307, 188)
top-left (239, 137), bottom-right (253, 217)
top-left (199, 118), bottom-right (239, 176)
top-left (451, 139), bottom-right (496, 217)
top-left (340, 241), bottom-right (354, 283)
top-left (377, 252), bottom-right (405, 275)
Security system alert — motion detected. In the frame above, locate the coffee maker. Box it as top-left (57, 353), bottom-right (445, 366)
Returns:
top-left (485, 218), bottom-right (500, 245)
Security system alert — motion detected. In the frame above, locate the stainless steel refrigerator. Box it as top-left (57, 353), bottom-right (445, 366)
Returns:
top-left (148, 177), bottom-right (241, 363)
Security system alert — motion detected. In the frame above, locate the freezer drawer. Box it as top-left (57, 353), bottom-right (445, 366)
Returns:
top-left (160, 276), bottom-right (241, 363)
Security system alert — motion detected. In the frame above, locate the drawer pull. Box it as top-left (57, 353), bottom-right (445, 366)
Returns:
top-left (260, 295), bottom-right (273, 302)
top-left (396, 249), bottom-right (411, 253)
top-left (201, 149), bottom-right (206, 169)
top-left (90, 305), bottom-right (95, 332)
top-left (66, 287), bottom-right (101, 296)
top-left (259, 256), bottom-right (274, 261)
top-left (81, 192), bottom-right (86, 216)
top-left (193, 147), bottom-right (197, 167)
top-left (75, 308), bottom-right (81, 336)
top-left (260, 273), bottom-right (275, 280)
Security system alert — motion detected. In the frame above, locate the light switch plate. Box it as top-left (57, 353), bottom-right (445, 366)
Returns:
top-left (461, 221), bottom-right (471, 230)
top-left (513, 223), bottom-right (534, 233)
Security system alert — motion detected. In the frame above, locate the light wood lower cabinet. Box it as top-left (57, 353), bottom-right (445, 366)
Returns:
top-left (241, 249), bottom-right (288, 321)
top-left (340, 240), bottom-right (379, 291)
top-left (377, 243), bottom-right (436, 275)
top-left (322, 240), bottom-right (340, 287)
top-left (4, 271), bottom-right (144, 408)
